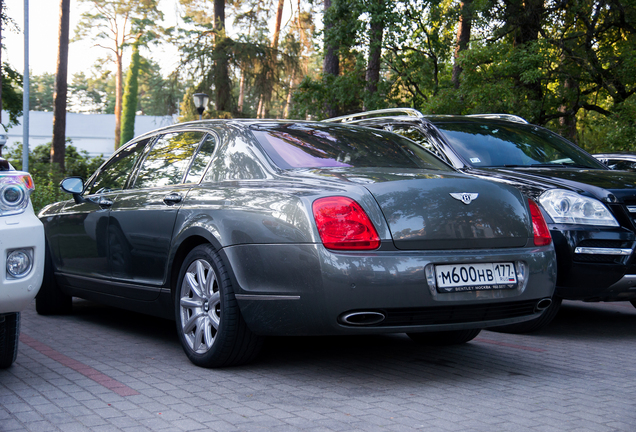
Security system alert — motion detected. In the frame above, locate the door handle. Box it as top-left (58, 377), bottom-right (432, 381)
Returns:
top-left (98, 198), bottom-right (113, 208)
top-left (163, 193), bottom-right (183, 205)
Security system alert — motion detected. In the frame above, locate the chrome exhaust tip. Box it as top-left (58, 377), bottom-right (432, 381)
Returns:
top-left (340, 311), bottom-right (386, 326)
top-left (535, 298), bottom-right (552, 312)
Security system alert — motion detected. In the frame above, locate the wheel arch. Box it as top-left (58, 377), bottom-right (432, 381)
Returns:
top-left (168, 227), bottom-right (223, 301)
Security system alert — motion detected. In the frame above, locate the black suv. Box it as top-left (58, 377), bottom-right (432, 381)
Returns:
top-left (327, 108), bottom-right (636, 332)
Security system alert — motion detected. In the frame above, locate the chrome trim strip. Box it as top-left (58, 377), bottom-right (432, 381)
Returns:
top-left (234, 294), bottom-right (301, 301)
top-left (574, 247), bottom-right (632, 256)
top-left (607, 275), bottom-right (636, 291)
top-left (627, 205), bottom-right (636, 213)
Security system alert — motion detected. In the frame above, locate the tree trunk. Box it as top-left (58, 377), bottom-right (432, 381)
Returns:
top-left (260, 0), bottom-right (285, 119)
top-left (323, 0), bottom-right (339, 118)
top-left (364, 0), bottom-right (384, 111)
top-left (214, 0), bottom-right (231, 113)
top-left (451, 0), bottom-right (472, 89)
top-left (51, 0), bottom-right (70, 170)
top-left (238, 70), bottom-right (245, 114)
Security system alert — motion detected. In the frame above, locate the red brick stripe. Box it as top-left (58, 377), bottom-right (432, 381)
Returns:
top-left (20, 334), bottom-right (140, 397)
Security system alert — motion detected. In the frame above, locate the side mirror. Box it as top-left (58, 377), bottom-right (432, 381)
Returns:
top-left (60, 177), bottom-right (86, 203)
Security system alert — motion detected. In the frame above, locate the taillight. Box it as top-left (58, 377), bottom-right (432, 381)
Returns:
top-left (0, 172), bottom-right (35, 216)
top-left (312, 197), bottom-right (380, 250)
top-left (528, 199), bottom-right (551, 246)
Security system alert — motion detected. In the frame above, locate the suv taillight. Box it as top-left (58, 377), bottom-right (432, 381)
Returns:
top-left (312, 196), bottom-right (380, 250)
top-left (528, 198), bottom-right (551, 246)
top-left (0, 172), bottom-right (35, 216)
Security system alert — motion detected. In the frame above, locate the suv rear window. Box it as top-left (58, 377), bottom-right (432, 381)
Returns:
top-left (435, 122), bottom-right (606, 169)
top-left (253, 124), bottom-right (451, 171)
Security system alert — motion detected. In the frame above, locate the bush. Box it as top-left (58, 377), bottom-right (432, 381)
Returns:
top-left (4, 141), bottom-right (104, 213)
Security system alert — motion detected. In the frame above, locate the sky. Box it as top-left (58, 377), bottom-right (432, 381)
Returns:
top-left (3, 0), bottom-right (181, 77)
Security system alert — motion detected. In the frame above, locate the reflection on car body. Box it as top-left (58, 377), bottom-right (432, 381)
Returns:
top-left (38, 120), bottom-right (555, 367)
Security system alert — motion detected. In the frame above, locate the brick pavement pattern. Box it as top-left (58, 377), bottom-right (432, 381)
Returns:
top-left (1, 299), bottom-right (635, 431)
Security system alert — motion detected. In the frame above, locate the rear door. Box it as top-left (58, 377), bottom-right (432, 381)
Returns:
top-left (108, 131), bottom-right (211, 293)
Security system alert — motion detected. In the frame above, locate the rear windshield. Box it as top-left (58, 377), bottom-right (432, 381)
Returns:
top-left (435, 122), bottom-right (606, 169)
top-left (252, 124), bottom-right (452, 171)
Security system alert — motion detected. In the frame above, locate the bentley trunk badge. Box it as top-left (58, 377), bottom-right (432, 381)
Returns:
top-left (450, 193), bottom-right (479, 205)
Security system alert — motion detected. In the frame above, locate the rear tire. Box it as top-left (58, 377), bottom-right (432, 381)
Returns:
top-left (407, 328), bottom-right (481, 346)
top-left (35, 243), bottom-right (72, 315)
top-left (175, 244), bottom-right (263, 368)
top-left (0, 313), bottom-right (20, 368)
top-left (489, 296), bottom-right (562, 334)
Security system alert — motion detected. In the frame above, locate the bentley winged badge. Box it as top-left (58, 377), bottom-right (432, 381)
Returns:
top-left (450, 192), bottom-right (479, 205)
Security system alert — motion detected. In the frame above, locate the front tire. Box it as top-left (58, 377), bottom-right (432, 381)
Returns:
top-left (488, 296), bottom-right (562, 334)
top-left (407, 328), bottom-right (481, 346)
top-left (175, 244), bottom-right (263, 368)
top-left (0, 313), bottom-right (20, 368)
top-left (35, 242), bottom-right (72, 315)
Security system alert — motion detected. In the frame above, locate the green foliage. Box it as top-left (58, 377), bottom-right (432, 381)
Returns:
top-left (1, 63), bottom-right (23, 130)
top-left (120, 44), bottom-right (141, 145)
top-left (4, 142), bottom-right (104, 213)
top-left (29, 73), bottom-right (56, 111)
top-left (70, 66), bottom-right (116, 113)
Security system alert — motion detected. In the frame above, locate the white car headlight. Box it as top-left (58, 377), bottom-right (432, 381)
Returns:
top-left (0, 172), bottom-right (35, 216)
top-left (539, 189), bottom-right (619, 226)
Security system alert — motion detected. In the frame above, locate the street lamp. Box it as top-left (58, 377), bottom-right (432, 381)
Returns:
top-left (192, 93), bottom-right (209, 120)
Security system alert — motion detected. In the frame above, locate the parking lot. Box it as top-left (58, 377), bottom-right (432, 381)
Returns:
top-left (1, 299), bottom-right (635, 432)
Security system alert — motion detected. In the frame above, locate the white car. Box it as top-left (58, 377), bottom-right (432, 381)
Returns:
top-left (0, 159), bottom-right (44, 368)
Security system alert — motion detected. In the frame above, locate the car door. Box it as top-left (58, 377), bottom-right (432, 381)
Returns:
top-left (107, 131), bottom-right (209, 292)
top-left (48, 139), bottom-right (150, 288)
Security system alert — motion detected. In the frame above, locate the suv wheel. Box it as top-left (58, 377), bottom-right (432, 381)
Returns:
top-left (0, 313), bottom-right (20, 368)
top-left (175, 244), bottom-right (263, 368)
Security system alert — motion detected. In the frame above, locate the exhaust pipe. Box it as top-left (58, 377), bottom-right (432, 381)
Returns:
top-left (340, 311), bottom-right (386, 326)
top-left (535, 298), bottom-right (553, 312)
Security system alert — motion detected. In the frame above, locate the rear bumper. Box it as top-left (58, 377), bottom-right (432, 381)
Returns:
top-left (0, 206), bottom-right (45, 314)
top-left (223, 243), bottom-right (556, 336)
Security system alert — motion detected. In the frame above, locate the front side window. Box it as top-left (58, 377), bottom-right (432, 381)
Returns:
top-left (134, 131), bottom-right (206, 188)
top-left (252, 124), bottom-right (451, 171)
top-left (88, 139), bottom-right (150, 195)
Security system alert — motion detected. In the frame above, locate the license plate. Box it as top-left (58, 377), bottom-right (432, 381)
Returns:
top-left (435, 262), bottom-right (517, 293)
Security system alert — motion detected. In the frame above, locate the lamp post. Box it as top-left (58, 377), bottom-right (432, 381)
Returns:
top-left (192, 93), bottom-right (209, 120)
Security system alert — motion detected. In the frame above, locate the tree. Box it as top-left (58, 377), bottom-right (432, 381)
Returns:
top-left (451, 0), bottom-right (472, 89)
top-left (75, 0), bottom-right (162, 149)
top-left (1, 0), bottom-right (22, 133)
top-left (364, 0), bottom-right (387, 110)
top-left (120, 42), bottom-right (140, 145)
top-left (29, 73), bottom-right (56, 111)
top-left (51, 0), bottom-right (71, 172)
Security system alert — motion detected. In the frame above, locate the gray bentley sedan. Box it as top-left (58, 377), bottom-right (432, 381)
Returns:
top-left (37, 120), bottom-right (556, 367)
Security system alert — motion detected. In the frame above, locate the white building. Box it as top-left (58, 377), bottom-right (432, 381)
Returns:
top-left (2, 111), bottom-right (176, 158)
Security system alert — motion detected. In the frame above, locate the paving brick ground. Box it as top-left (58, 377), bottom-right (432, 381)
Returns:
top-left (1, 299), bottom-right (635, 431)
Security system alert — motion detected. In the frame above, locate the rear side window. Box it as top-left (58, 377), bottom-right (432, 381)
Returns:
top-left (184, 134), bottom-right (216, 184)
top-left (134, 131), bottom-right (206, 188)
top-left (252, 124), bottom-right (451, 171)
top-left (88, 139), bottom-right (150, 195)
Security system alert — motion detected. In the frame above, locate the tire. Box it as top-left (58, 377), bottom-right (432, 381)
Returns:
top-left (407, 328), bottom-right (481, 346)
top-left (0, 313), bottom-right (20, 368)
top-left (488, 296), bottom-right (562, 334)
top-left (175, 244), bottom-right (263, 368)
top-left (35, 243), bottom-right (72, 315)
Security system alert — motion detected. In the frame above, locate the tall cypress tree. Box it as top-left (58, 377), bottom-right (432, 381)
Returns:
top-left (120, 43), bottom-right (140, 145)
